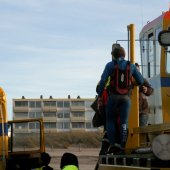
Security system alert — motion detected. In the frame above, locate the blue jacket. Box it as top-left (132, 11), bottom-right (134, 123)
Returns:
top-left (98, 57), bottom-right (144, 97)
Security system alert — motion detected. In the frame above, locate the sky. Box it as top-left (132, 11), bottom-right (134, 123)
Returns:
top-left (0, 0), bottom-right (169, 119)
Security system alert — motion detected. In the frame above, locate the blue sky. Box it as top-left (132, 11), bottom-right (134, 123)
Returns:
top-left (0, 0), bottom-right (169, 119)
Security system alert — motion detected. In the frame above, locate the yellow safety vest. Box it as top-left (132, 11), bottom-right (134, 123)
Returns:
top-left (62, 165), bottom-right (79, 170)
top-left (34, 166), bottom-right (45, 170)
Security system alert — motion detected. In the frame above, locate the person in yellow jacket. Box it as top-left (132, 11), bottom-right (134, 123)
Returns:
top-left (33, 152), bottom-right (53, 170)
top-left (62, 165), bottom-right (78, 170)
top-left (60, 152), bottom-right (79, 170)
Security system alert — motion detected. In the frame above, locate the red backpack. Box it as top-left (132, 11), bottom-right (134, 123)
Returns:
top-left (109, 61), bottom-right (132, 94)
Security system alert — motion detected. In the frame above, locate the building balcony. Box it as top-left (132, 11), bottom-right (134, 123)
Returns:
top-left (70, 106), bottom-right (85, 112)
top-left (71, 128), bottom-right (85, 131)
top-left (70, 116), bottom-right (85, 122)
top-left (13, 116), bottom-right (29, 120)
top-left (13, 106), bottom-right (29, 112)
top-left (44, 128), bottom-right (57, 133)
top-left (13, 128), bottom-right (29, 133)
top-left (42, 106), bottom-right (57, 112)
top-left (43, 117), bottom-right (57, 121)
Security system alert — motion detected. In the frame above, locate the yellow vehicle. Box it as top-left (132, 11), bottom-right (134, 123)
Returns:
top-left (98, 10), bottom-right (170, 170)
top-left (0, 87), bottom-right (45, 170)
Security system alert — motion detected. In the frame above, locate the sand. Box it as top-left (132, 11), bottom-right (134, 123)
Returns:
top-left (46, 147), bottom-right (100, 170)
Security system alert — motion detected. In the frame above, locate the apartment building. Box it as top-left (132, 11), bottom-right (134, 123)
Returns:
top-left (13, 95), bottom-right (98, 132)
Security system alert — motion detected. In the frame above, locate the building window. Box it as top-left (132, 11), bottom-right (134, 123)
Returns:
top-left (85, 111), bottom-right (94, 120)
top-left (57, 122), bottom-right (63, 129)
top-left (36, 101), bottom-right (41, 108)
top-left (29, 112), bottom-right (35, 118)
top-left (15, 123), bottom-right (28, 129)
top-left (64, 101), bottom-right (70, 108)
top-left (85, 101), bottom-right (93, 108)
top-left (43, 101), bottom-right (56, 107)
top-left (36, 112), bottom-right (41, 118)
top-left (86, 122), bottom-right (92, 129)
top-left (29, 101), bottom-right (35, 108)
top-left (71, 112), bottom-right (84, 117)
top-left (44, 122), bottom-right (56, 129)
top-left (36, 123), bottom-right (40, 129)
top-left (57, 101), bottom-right (63, 108)
top-left (64, 122), bottom-right (70, 129)
top-left (15, 101), bottom-right (28, 107)
top-left (57, 113), bottom-right (63, 118)
top-left (29, 101), bottom-right (41, 108)
top-left (29, 112), bottom-right (42, 118)
top-left (71, 101), bottom-right (85, 106)
top-left (29, 122), bottom-right (36, 129)
top-left (72, 122), bottom-right (84, 128)
top-left (15, 112), bottom-right (28, 118)
top-left (64, 112), bottom-right (70, 118)
top-left (43, 112), bottom-right (56, 117)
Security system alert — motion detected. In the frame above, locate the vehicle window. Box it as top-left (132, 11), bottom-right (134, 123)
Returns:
top-left (167, 47), bottom-right (170, 73)
top-left (8, 121), bottom-right (41, 152)
top-left (140, 35), bottom-right (148, 78)
top-left (148, 33), bottom-right (155, 77)
top-left (155, 27), bottom-right (162, 75)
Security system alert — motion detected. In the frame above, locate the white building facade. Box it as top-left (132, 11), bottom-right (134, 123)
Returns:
top-left (13, 96), bottom-right (98, 132)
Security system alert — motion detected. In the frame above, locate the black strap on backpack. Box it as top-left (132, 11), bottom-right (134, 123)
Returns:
top-left (109, 60), bottom-right (131, 95)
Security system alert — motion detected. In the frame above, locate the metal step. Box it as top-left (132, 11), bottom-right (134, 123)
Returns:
top-left (99, 153), bottom-right (170, 168)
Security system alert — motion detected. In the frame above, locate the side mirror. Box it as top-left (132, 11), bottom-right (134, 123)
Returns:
top-left (158, 30), bottom-right (170, 46)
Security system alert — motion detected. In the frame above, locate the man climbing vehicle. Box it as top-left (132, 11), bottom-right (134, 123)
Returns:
top-left (97, 45), bottom-right (144, 154)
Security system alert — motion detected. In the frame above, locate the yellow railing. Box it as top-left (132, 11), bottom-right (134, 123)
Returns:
top-left (0, 87), bottom-right (8, 170)
top-left (126, 24), bottom-right (140, 149)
